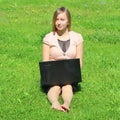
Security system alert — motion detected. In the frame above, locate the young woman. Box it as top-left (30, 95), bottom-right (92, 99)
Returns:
top-left (42, 7), bottom-right (83, 112)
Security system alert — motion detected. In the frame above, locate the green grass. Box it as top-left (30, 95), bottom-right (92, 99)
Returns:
top-left (0, 0), bottom-right (120, 120)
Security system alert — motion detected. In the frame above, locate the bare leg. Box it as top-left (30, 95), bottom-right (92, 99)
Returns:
top-left (47, 86), bottom-right (64, 111)
top-left (61, 84), bottom-right (73, 111)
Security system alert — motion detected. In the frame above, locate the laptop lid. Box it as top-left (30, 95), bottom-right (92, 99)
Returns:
top-left (39, 59), bottom-right (82, 87)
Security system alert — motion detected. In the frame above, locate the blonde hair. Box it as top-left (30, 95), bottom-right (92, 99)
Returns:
top-left (52, 7), bottom-right (71, 33)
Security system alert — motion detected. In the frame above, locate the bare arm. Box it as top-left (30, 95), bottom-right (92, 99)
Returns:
top-left (42, 43), bottom-right (50, 61)
top-left (76, 42), bottom-right (83, 68)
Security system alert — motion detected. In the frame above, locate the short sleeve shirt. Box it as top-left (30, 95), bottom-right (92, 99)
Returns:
top-left (43, 31), bottom-right (83, 60)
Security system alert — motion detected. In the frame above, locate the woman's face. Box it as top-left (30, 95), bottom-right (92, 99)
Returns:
top-left (55, 12), bottom-right (69, 31)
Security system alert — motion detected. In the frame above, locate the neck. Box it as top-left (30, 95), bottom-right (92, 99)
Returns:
top-left (56, 29), bottom-right (70, 41)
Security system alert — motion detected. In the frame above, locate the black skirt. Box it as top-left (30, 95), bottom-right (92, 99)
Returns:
top-left (41, 83), bottom-right (81, 94)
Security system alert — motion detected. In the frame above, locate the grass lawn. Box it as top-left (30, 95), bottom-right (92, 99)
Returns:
top-left (0, 0), bottom-right (120, 120)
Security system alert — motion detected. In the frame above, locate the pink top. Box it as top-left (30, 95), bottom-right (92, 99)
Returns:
top-left (43, 31), bottom-right (83, 60)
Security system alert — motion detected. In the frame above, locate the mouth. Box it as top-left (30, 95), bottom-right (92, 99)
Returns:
top-left (57, 24), bottom-right (62, 27)
top-left (57, 25), bottom-right (62, 29)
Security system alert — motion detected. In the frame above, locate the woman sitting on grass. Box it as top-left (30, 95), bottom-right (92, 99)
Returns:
top-left (42, 6), bottom-right (84, 112)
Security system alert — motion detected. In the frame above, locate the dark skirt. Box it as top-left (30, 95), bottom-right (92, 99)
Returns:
top-left (41, 83), bottom-right (81, 94)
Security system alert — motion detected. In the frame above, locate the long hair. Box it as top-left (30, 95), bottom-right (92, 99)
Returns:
top-left (52, 7), bottom-right (71, 34)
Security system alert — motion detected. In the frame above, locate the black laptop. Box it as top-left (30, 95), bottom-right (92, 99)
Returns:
top-left (39, 58), bottom-right (82, 87)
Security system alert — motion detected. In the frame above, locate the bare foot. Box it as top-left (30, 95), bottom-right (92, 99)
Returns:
top-left (51, 101), bottom-right (66, 112)
top-left (61, 103), bottom-right (70, 112)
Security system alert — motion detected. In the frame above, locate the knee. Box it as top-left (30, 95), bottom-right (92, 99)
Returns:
top-left (54, 85), bottom-right (61, 90)
top-left (50, 85), bottom-right (61, 92)
top-left (62, 84), bottom-right (72, 91)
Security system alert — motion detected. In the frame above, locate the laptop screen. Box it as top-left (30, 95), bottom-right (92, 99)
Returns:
top-left (39, 59), bottom-right (82, 87)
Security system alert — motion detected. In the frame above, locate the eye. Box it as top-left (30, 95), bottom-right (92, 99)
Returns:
top-left (61, 18), bottom-right (65, 21)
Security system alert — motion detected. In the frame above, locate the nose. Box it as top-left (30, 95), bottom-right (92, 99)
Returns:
top-left (57, 20), bottom-right (61, 24)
